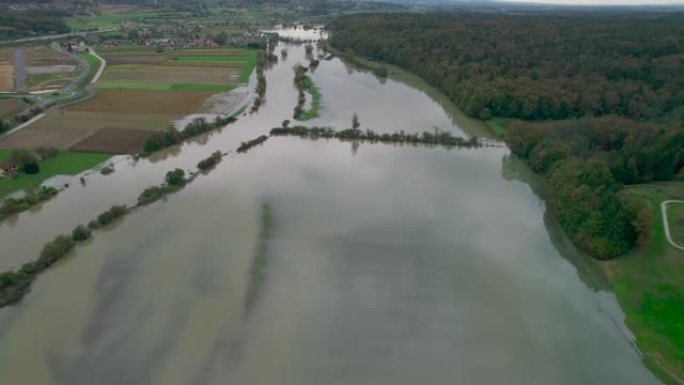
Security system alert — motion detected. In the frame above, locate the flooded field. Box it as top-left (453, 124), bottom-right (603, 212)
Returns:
top-left (0, 29), bottom-right (661, 384)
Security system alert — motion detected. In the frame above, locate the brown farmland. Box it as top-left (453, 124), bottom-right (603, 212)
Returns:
top-left (70, 127), bottom-right (153, 154)
top-left (0, 62), bottom-right (14, 92)
top-left (0, 99), bottom-right (25, 118)
top-left (101, 65), bottom-right (240, 84)
top-left (0, 108), bottom-right (184, 153)
top-left (70, 89), bottom-right (213, 114)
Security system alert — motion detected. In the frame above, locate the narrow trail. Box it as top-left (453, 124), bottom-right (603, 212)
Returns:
top-left (88, 47), bottom-right (107, 84)
top-left (661, 200), bottom-right (684, 251)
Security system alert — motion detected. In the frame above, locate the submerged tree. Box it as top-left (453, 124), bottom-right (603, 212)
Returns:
top-left (352, 113), bottom-right (360, 131)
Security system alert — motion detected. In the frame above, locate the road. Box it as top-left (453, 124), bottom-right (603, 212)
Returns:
top-left (0, 29), bottom-right (117, 46)
top-left (89, 48), bottom-right (107, 84)
top-left (661, 200), bottom-right (684, 251)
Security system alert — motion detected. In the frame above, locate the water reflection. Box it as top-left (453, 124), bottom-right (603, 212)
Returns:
top-left (0, 28), bottom-right (661, 385)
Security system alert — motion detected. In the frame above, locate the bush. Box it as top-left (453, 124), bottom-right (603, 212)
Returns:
top-left (22, 161), bottom-right (39, 175)
top-left (36, 186), bottom-right (57, 200)
top-left (373, 66), bottom-right (388, 78)
top-left (72, 225), bottom-right (91, 242)
top-left (97, 205), bottom-right (128, 226)
top-left (34, 147), bottom-right (59, 160)
top-left (197, 151), bottom-right (223, 171)
top-left (165, 169), bottom-right (186, 186)
top-left (38, 235), bottom-right (75, 268)
top-left (138, 186), bottom-right (167, 205)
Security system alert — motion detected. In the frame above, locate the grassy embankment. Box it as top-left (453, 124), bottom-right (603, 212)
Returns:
top-left (245, 202), bottom-right (273, 306)
top-left (0, 149), bottom-right (110, 199)
top-left (298, 76), bottom-right (321, 121)
top-left (667, 202), bottom-right (684, 246)
top-left (606, 182), bottom-right (684, 385)
top-left (486, 118), bottom-right (512, 137)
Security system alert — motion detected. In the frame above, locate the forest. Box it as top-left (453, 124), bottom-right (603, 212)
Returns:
top-left (328, 13), bottom-right (684, 259)
top-left (328, 13), bottom-right (684, 122)
top-left (0, 7), bottom-right (70, 39)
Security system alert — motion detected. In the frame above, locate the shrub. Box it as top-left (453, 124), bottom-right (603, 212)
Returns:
top-left (36, 186), bottom-right (57, 200)
top-left (165, 169), bottom-right (186, 186)
top-left (38, 235), bottom-right (75, 268)
top-left (97, 205), bottom-right (128, 226)
top-left (34, 147), bottom-right (59, 160)
top-left (197, 151), bottom-right (223, 171)
top-left (373, 66), bottom-right (388, 78)
top-left (138, 186), bottom-right (166, 205)
top-left (72, 225), bottom-right (91, 242)
top-left (23, 161), bottom-right (39, 175)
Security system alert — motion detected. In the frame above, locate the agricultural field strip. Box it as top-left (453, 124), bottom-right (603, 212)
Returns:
top-left (101, 64), bottom-right (240, 84)
top-left (662, 200), bottom-right (684, 251)
top-left (97, 49), bottom-right (254, 89)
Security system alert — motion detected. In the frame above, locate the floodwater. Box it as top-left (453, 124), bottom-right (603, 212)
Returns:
top-left (0, 29), bottom-right (660, 384)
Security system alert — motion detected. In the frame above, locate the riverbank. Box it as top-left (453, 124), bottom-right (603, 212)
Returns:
top-left (606, 182), bottom-right (684, 385)
top-left (0, 150), bottom-right (110, 199)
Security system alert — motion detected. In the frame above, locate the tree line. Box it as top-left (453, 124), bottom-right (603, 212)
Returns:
top-left (328, 12), bottom-right (684, 260)
top-left (508, 116), bottom-right (683, 258)
top-left (0, 7), bottom-right (70, 39)
top-left (328, 13), bottom-right (684, 122)
top-left (270, 123), bottom-right (481, 148)
top-left (0, 147), bottom-right (228, 308)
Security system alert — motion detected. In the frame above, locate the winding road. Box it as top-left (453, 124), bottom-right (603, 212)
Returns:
top-left (661, 200), bottom-right (684, 251)
top-left (89, 48), bottom-right (107, 84)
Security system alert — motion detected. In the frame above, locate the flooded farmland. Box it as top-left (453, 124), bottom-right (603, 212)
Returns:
top-left (0, 28), bottom-right (661, 385)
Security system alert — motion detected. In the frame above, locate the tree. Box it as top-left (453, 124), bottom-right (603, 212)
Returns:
top-left (72, 225), bottom-right (91, 242)
top-left (165, 169), bottom-right (186, 186)
top-left (352, 113), bottom-right (360, 131)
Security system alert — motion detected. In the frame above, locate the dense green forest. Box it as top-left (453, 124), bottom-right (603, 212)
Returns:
top-left (328, 13), bottom-right (684, 259)
top-left (0, 7), bottom-right (70, 39)
top-left (328, 13), bottom-right (684, 121)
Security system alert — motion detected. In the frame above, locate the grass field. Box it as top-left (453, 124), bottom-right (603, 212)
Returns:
top-left (0, 149), bottom-right (11, 162)
top-left (99, 47), bottom-right (256, 84)
top-left (79, 53), bottom-right (103, 84)
top-left (26, 73), bottom-right (74, 90)
top-left (98, 64), bottom-right (240, 91)
top-left (605, 182), bottom-right (684, 385)
top-left (486, 118), bottom-right (512, 137)
top-left (0, 151), bottom-right (111, 198)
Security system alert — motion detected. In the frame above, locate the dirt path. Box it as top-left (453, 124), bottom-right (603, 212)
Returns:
top-left (661, 200), bottom-right (684, 251)
top-left (89, 48), bottom-right (106, 84)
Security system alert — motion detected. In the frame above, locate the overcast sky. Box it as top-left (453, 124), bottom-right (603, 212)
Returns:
top-left (502, 0), bottom-right (684, 4)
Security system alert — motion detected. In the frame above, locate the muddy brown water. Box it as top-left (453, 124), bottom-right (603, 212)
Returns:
top-left (0, 29), bottom-right (660, 384)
